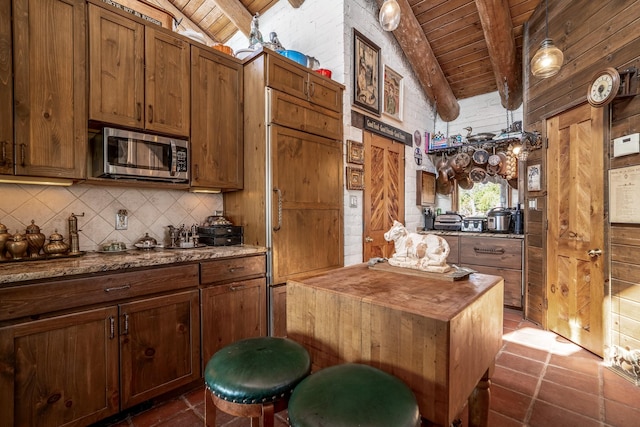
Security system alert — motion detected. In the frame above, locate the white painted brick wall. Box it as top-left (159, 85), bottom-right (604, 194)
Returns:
top-left (226, 1), bottom-right (522, 266)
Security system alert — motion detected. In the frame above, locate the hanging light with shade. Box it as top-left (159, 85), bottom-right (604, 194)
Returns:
top-left (530, 0), bottom-right (564, 78)
top-left (379, 0), bottom-right (401, 31)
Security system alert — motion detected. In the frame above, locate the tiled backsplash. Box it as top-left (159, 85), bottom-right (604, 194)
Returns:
top-left (0, 183), bottom-right (223, 252)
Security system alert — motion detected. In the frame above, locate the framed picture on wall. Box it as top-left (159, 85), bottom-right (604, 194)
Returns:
top-left (527, 164), bottom-right (541, 191)
top-left (346, 167), bottom-right (364, 190)
top-left (353, 29), bottom-right (381, 115)
top-left (383, 65), bottom-right (403, 121)
top-left (347, 140), bottom-right (365, 165)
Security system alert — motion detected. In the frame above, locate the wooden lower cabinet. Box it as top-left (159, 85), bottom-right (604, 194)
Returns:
top-left (0, 307), bottom-right (120, 427)
top-left (119, 291), bottom-right (201, 409)
top-left (199, 255), bottom-right (267, 364)
top-left (200, 279), bottom-right (266, 364)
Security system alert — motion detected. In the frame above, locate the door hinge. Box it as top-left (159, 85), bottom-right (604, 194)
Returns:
top-left (543, 297), bottom-right (548, 309)
top-left (545, 137), bottom-right (549, 149)
top-left (545, 219), bottom-right (548, 230)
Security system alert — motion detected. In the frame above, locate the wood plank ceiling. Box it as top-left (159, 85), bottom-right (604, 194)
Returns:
top-left (149, 0), bottom-right (541, 121)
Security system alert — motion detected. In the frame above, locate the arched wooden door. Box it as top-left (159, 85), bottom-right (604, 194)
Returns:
top-left (363, 131), bottom-right (405, 261)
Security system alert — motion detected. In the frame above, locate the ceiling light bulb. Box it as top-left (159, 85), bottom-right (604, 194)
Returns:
top-left (379, 0), bottom-right (401, 31)
top-left (531, 38), bottom-right (564, 78)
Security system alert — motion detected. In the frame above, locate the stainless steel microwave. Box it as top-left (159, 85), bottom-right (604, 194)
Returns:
top-left (91, 128), bottom-right (189, 183)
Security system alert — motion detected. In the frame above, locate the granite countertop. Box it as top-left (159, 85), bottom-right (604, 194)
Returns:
top-left (0, 245), bottom-right (267, 285)
top-left (417, 229), bottom-right (524, 239)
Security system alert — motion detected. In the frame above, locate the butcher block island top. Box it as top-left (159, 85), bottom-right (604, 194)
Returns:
top-left (287, 263), bottom-right (504, 427)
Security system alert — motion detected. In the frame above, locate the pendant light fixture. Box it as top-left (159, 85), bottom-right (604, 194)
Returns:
top-left (530, 0), bottom-right (564, 78)
top-left (379, 0), bottom-right (401, 31)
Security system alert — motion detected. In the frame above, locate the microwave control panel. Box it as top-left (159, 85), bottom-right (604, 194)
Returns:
top-left (176, 147), bottom-right (188, 172)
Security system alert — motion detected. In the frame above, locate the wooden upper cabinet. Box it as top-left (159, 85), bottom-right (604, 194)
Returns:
top-left (88, 4), bottom-right (190, 137)
top-left (12, 0), bottom-right (87, 179)
top-left (145, 28), bottom-right (190, 137)
top-left (266, 54), bottom-right (342, 113)
top-left (191, 46), bottom-right (243, 189)
top-left (88, 4), bottom-right (144, 129)
top-left (0, 0), bottom-right (12, 175)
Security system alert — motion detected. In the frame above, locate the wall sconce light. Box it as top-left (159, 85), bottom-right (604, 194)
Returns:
top-left (530, 0), bottom-right (564, 78)
top-left (379, 0), bottom-right (401, 31)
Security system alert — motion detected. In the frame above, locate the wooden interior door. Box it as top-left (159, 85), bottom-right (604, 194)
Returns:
top-left (363, 132), bottom-right (405, 261)
top-left (546, 103), bottom-right (605, 356)
top-left (271, 125), bottom-right (344, 284)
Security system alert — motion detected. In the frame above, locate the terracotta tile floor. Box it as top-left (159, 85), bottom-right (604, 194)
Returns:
top-left (96, 308), bottom-right (640, 427)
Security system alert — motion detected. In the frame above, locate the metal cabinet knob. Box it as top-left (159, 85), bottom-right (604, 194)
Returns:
top-left (587, 248), bottom-right (602, 258)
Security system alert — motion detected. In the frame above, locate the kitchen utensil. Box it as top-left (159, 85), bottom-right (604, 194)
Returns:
top-left (436, 177), bottom-right (452, 195)
top-left (457, 174), bottom-right (474, 190)
top-left (25, 220), bottom-right (46, 258)
top-left (135, 233), bottom-right (158, 250)
top-left (472, 148), bottom-right (490, 165)
top-left (276, 49), bottom-right (307, 66)
top-left (450, 152), bottom-right (471, 174)
top-left (315, 68), bottom-right (332, 78)
top-left (43, 230), bottom-right (69, 256)
top-left (469, 166), bottom-right (487, 183)
top-left (6, 232), bottom-right (28, 260)
top-left (486, 207), bottom-right (512, 233)
top-left (99, 241), bottom-right (127, 253)
top-left (212, 44), bottom-right (234, 56)
top-left (0, 223), bottom-right (11, 260)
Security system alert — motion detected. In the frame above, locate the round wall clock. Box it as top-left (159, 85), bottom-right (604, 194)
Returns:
top-left (587, 67), bottom-right (620, 107)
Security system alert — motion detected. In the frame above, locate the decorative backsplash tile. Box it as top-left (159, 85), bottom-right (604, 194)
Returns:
top-left (0, 183), bottom-right (223, 251)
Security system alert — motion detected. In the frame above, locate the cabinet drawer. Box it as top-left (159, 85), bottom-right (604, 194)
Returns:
top-left (200, 255), bottom-right (266, 285)
top-left (459, 236), bottom-right (522, 269)
top-left (441, 235), bottom-right (459, 264)
top-left (307, 72), bottom-right (342, 113)
top-left (269, 90), bottom-right (342, 140)
top-left (0, 264), bottom-right (199, 321)
top-left (464, 264), bottom-right (522, 308)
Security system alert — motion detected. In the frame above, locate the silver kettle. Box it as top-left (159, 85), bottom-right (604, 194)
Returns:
top-left (486, 207), bottom-right (511, 233)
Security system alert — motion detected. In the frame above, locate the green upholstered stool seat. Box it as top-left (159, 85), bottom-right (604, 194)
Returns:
top-left (288, 363), bottom-right (420, 427)
top-left (203, 337), bottom-right (311, 427)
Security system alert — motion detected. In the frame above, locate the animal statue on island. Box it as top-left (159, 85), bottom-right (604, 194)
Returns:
top-left (383, 220), bottom-right (452, 273)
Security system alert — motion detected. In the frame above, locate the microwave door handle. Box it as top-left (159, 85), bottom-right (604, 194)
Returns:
top-left (170, 141), bottom-right (177, 176)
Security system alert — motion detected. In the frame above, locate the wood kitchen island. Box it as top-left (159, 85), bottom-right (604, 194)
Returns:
top-left (286, 263), bottom-right (503, 427)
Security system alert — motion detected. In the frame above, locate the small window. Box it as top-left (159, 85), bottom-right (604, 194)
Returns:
top-left (457, 179), bottom-right (518, 216)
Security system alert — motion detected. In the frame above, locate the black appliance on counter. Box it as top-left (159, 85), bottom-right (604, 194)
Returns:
top-left (423, 207), bottom-right (435, 230)
top-left (198, 225), bottom-right (243, 246)
top-left (434, 212), bottom-right (463, 231)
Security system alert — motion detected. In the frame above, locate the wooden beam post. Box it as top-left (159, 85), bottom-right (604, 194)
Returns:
top-left (212, 0), bottom-right (253, 38)
top-left (475, 0), bottom-right (523, 110)
top-left (375, 0), bottom-right (459, 121)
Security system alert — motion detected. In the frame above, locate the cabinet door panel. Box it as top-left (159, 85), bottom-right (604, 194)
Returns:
top-left (13, 0), bottom-right (86, 178)
top-left (462, 264), bottom-right (522, 308)
top-left (200, 278), bottom-right (266, 364)
top-left (200, 254), bottom-right (266, 285)
top-left (191, 46), bottom-right (243, 189)
top-left (119, 290), bottom-right (200, 409)
top-left (307, 72), bottom-right (342, 113)
top-left (88, 4), bottom-right (144, 128)
top-left (266, 54), bottom-right (308, 101)
top-left (441, 235), bottom-right (459, 264)
top-left (0, 0), bottom-right (12, 175)
top-left (1, 307), bottom-right (119, 427)
top-left (269, 90), bottom-right (342, 140)
top-left (271, 126), bottom-right (343, 284)
top-left (145, 28), bottom-right (190, 137)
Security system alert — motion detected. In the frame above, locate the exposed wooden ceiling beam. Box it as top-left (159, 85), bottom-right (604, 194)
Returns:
top-left (212, 0), bottom-right (253, 38)
top-left (152, 0), bottom-right (215, 43)
top-left (375, 0), bottom-right (459, 121)
top-left (475, 0), bottom-right (523, 110)
top-left (288, 0), bottom-right (305, 8)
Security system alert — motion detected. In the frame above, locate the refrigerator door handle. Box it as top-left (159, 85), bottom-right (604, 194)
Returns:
top-left (273, 187), bottom-right (282, 231)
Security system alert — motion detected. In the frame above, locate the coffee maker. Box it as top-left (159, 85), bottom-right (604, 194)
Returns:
top-left (423, 207), bottom-right (435, 230)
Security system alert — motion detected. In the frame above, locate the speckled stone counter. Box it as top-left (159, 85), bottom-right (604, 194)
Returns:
top-left (0, 245), bottom-right (266, 285)
top-left (417, 229), bottom-right (524, 239)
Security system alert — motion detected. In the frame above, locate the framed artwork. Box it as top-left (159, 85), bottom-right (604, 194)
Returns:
top-left (346, 167), bottom-right (364, 190)
top-left (527, 164), bottom-right (541, 191)
top-left (383, 65), bottom-right (403, 121)
top-left (353, 29), bottom-right (381, 115)
top-left (347, 140), bottom-right (365, 165)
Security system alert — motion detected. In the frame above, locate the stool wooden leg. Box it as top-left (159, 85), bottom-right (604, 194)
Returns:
top-left (205, 389), bottom-right (217, 427)
top-left (261, 403), bottom-right (275, 427)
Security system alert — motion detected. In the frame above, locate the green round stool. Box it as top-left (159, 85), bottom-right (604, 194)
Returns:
top-left (287, 363), bottom-right (420, 427)
top-left (204, 337), bottom-right (311, 427)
